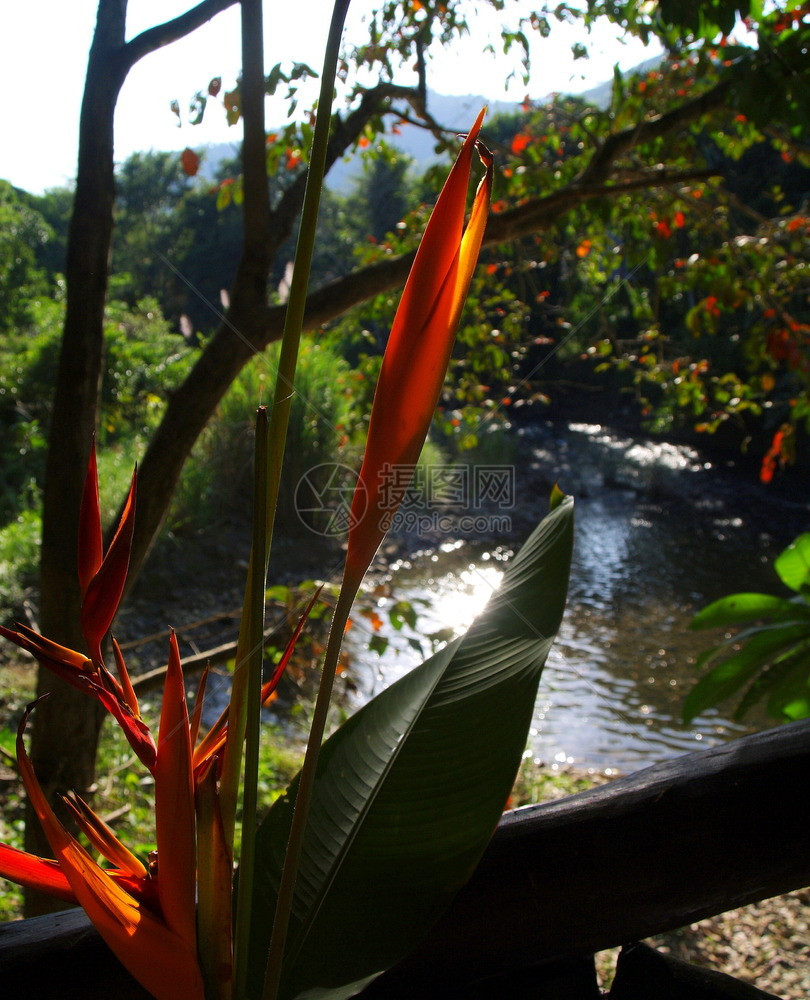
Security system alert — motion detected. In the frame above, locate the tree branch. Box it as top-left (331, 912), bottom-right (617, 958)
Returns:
top-left (267, 82), bottom-right (424, 260)
top-left (283, 165), bottom-right (722, 336)
top-left (121, 0), bottom-right (238, 71)
top-left (577, 78), bottom-right (732, 186)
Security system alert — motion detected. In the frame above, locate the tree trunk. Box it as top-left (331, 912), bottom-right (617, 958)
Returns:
top-left (25, 0), bottom-right (238, 915)
top-left (25, 1), bottom-right (129, 915)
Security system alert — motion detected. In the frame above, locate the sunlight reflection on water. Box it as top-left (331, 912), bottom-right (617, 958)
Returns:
top-left (342, 425), bottom-right (804, 774)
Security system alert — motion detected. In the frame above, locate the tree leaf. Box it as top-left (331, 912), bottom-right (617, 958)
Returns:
top-left (690, 592), bottom-right (803, 630)
top-left (774, 533), bottom-right (810, 593)
top-left (768, 648), bottom-right (810, 721)
top-left (682, 623), bottom-right (810, 723)
top-left (246, 498), bottom-right (574, 999)
top-left (735, 641), bottom-right (810, 720)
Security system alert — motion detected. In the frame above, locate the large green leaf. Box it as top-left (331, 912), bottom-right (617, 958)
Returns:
top-left (246, 497), bottom-right (574, 1000)
top-left (775, 533), bottom-right (810, 594)
top-left (735, 641), bottom-right (810, 721)
top-left (690, 592), bottom-right (803, 630)
top-left (682, 622), bottom-right (810, 723)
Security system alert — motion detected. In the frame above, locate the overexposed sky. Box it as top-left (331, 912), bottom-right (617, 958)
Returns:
top-left (0, 2), bottom-right (659, 195)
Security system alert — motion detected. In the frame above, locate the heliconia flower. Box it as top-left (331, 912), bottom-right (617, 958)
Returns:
top-left (0, 841), bottom-right (86, 904)
top-left (0, 439), bottom-right (324, 1000)
top-left (14, 701), bottom-right (205, 1000)
top-left (192, 588), bottom-right (323, 773)
top-left (0, 840), bottom-right (160, 908)
top-left (61, 789), bottom-right (148, 878)
top-left (344, 108), bottom-right (493, 592)
top-left (0, 621), bottom-right (157, 771)
top-left (154, 632), bottom-right (198, 952)
top-left (195, 756), bottom-right (234, 1000)
top-left (0, 443), bottom-right (154, 769)
top-left (78, 444), bottom-right (137, 666)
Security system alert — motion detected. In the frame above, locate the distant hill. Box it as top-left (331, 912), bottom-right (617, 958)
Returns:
top-left (196, 62), bottom-right (662, 193)
top-left (196, 90), bottom-right (523, 192)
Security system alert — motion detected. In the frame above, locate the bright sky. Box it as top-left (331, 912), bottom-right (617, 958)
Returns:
top-left (0, 2), bottom-right (660, 195)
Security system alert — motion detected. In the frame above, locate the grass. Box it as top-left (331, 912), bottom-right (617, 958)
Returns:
top-left (0, 508), bottom-right (40, 616)
top-left (509, 755), bottom-right (612, 809)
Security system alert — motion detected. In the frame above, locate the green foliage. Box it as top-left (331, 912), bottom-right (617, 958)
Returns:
top-left (99, 297), bottom-right (194, 442)
top-left (347, 145), bottom-right (416, 243)
top-left (0, 294), bottom-right (191, 446)
top-left (477, 45), bottom-right (810, 474)
top-left (111, 152), bottom-right (197, 313)
top-left (0, 181), bottom-right (53, 336)
top-left (684, 534), bottom-right (810, 724)
top-left (172, 337), bottom-right (358, 532)
top-left (0, 296), bottom-right (63, 521)
top-left (0, 508), bottom-right (40, 615)
top-left (0, 294), bottom-right (191, 543)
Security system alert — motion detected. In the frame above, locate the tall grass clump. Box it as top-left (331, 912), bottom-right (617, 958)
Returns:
top-left (172, 338), bottom-right (357, 534)
top-left (0, 508), bottom-right (40, 616)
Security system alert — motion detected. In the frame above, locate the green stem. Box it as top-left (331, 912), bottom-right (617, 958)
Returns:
top-left (233, 406), bottom-right (269, 1000)
top-left (220, 0), bottom-right (349, 849)
top-left (219, 0), bottom-right (270, 857)
top-left (260, 8), bottom-right (354, 996)
top-left (224, 1), bottom-right (351, 995)
top-left (263, 0), bottom-right (352, 538)
top-left (262, 580), bottom-right (357, 1000)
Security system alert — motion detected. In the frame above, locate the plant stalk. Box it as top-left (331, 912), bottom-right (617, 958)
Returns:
top-left (226, 0), bottom-right (351, 995)
top-left (232, 406), bottom-right (269, 1000)
top-left (261, 579), bottom-right (357, 1000)
top-left (219, 0), bottom-right (270, 855)
top-left (263, 0), bottom-right (352, 538)
top-left (220, 0), bottom-right (347, 853)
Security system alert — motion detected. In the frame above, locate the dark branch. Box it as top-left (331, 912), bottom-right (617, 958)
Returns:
top-left (266, 82), bottom-right (425, 259)
top-left (121, 0), bottom-right (238, 71)
top-left (362, 718), bottom-right (810, 998)
top-left (578, 78), bottom-right (732, 186)
top-left (284, 166), bottom-right (721, 338)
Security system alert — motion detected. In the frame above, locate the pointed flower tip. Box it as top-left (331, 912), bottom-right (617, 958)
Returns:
top-left (344, 111), bottom-right (493, 587)
top-left (155, 628), bottom-right (197, 952)
top-left (78, 440), bottom-right (103, 598)
top-left (80, 463), bottom-right (137, 659)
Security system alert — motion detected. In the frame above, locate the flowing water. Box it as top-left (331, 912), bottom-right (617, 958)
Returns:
top-left (342, 422), bottom-right (808, 774)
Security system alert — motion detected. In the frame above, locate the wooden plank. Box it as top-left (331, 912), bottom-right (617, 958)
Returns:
top-left (360, 718), bottom-right (810, 997)
top-left (1, 719), bottom-right (808, 998)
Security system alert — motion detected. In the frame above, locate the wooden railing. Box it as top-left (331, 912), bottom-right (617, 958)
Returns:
top-left (2, 719), bottom-right (808, 999)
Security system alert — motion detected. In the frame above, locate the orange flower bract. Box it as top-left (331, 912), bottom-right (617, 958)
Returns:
top-left (344, 109), bottom-right (493, 592)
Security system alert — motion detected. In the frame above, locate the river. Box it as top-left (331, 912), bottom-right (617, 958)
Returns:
top-left (341, 421), bottom-right (808, 774)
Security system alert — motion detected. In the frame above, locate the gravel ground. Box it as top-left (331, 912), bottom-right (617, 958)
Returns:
top-left (648, 889), bottom-right (810, 998)
top-left (593, 888), bottom-right (810, 998)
